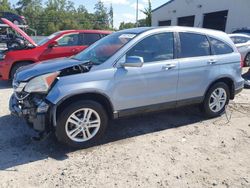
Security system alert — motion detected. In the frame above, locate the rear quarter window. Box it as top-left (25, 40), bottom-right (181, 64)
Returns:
top-left (209, 37), bottom-right (234, 55)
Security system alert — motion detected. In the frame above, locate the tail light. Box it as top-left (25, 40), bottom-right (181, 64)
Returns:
top-left (240, 55), bottom-right (244, 68)
top-left (237, 48), bottom-right (244, 68)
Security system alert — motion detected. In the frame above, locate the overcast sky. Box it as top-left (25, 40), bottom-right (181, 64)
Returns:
top-left (9, 0), bottom-right (169, 28)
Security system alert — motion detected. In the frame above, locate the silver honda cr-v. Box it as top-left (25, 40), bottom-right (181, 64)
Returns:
top-left (10, 27), bottom-right (244, 147)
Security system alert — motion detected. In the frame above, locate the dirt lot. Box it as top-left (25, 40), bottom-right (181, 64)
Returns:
top-left (0, 69), bottom-right (250, 188)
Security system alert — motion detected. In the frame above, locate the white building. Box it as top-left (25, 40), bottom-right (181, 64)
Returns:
top-left (152, 0), bottom-right (250, 33)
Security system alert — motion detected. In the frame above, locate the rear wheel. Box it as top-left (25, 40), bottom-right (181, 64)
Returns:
top-left (10, 62), bottom-right (31, 80)
top-left (202, 82), bottom-right (230, 118)
top-left (56, 100), bottom-right (108, 148)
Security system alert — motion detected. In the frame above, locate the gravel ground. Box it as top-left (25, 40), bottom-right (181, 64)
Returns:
top-left (0, 69), bottom-right (249, 188)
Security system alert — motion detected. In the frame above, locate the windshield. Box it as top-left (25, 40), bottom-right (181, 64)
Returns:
top-left (73, 32), bottom-right (137, 65)
top-left (37, 31), bottom-right (61, 46)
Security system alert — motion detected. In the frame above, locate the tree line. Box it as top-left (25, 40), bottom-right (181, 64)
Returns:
top-left (0, 0), bottom-right (152, 35)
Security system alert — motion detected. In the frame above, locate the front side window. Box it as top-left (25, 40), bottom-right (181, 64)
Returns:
top-left (209, 37), bottom-right (233, 55)
top-left (57, 33), bottom-right (79, 46)
top-left (37, 31), bottom-right (61, 46)
top-left (179, 32), bottom-right (210, 58)
top-left (126, 32), bottom-right (174, 63)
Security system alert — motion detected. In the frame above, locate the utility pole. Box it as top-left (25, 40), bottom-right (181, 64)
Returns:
top-left (136, 0), bottom-right (139, 27)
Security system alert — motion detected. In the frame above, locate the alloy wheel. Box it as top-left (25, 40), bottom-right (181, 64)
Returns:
top-left (209, 88), bottom-right (227, 113)
top-left (65, 108), bottom-right (101, 142)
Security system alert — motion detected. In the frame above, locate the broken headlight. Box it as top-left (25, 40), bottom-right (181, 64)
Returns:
top-left (24, 72), bottom-right (59, 93)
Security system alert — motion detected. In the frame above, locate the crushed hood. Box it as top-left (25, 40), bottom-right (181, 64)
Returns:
top-left (1, 18), bottom-right (37, 46)
top-left (15, 58), bottom-right (89, 81)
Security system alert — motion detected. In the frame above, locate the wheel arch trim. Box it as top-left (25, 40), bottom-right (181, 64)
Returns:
top-left (203, 76), bottom-right (235, 101)
top-left (50, 91), bottom-right (115, 127)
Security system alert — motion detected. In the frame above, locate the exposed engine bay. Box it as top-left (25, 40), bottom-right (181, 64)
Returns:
top-left (59, 62), bottom-right (92, 76)
top-left (0, 27), bottom-right (34, 52)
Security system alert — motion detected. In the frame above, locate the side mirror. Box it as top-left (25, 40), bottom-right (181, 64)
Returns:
top-left (48, 41), bottom-right (58, 48)
top-left (123, 56), bottom-right (144, 68)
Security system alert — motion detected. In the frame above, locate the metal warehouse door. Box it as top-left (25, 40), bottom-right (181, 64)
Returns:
top-left (178, 16), bottom-right (195, 27)
top-left (203, 10), bottom-right (228, 32)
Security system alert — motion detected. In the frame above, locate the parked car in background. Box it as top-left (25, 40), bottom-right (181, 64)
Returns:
top-left (0, 12), bottom-right (27, 25)
top-left (229, 33), bottom-right (250, 67)
top-left (232, 28), bottom-right (250, 36)
top-left (0, 18), bottom-right (111, 80)
top-left (9, 27), bottom-right (244, 148)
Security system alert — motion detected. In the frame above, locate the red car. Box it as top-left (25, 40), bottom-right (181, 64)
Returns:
top-left (0, 18), bottom-right (111, 80)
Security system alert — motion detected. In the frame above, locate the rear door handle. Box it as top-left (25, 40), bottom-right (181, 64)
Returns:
top-left (208, 59), bottom-right (218, 65)
top-left (162, 64), bottom-right (176, 70)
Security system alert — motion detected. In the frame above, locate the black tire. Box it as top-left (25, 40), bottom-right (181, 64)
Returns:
top-left (245, 53), bottom-right (250, 67)
top-left (202, 82), bottom-right (230, 118)
top-left (10, 62), bottom-right (31, 80)
top-left (56, 100), bottom-right (108, 148)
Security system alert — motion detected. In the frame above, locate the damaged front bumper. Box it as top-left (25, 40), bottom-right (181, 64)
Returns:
top-left (9, 94), bottom-right (51, 132)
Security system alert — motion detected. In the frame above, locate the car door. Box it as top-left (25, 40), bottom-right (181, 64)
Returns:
top-left (176, 32), bottom-right (218, 103)
top-left (112, 32), bottom-right (179, 111)
top-left (39, 33), bottom-right (83, 60)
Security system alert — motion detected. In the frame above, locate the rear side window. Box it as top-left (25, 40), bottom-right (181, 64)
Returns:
top-left (209, 37), bottom-right (233, 55)
top-left (126, 32), bottom-right (174, 63)
top-left (81, 33), bottom-right (101, 46)
top-left (179, 32), bottom-right (210, 58)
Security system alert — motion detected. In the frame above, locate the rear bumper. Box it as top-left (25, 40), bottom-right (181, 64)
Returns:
top-left (9, 94), bottom-right (50, 132)
top-left (235, 87), bottom-right (243, 95)
top-left (234, 78), bottom-right (244, 96)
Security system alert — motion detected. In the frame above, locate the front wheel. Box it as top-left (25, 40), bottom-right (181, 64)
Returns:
top-left (202, 82), bottom-right (230, 118)
top-left (56, 100), bottom-right (108, 148)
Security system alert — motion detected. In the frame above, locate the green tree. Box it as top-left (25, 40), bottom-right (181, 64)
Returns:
top-left (93, 0), bottom-right (109, 29)
top-left (0, 0), bottom-right (12, 12)
top-left (119, 22), bottom-right (135, 30)
top-left (0, 0), bottom-right (112, 35)
top-left (15, 0), bottom-right (43, 35)
top-left (138, 18), bottom-right (146, 27)
top-left (109, 4), bottom-right (113, 29)
top-left (141, 0), bottom-right (152, 26)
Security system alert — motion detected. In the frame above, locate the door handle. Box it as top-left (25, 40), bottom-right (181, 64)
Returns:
top-left (162, 64), bottom-right (176, 70)
top-left (208, 59), bottom-right (218, 65)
